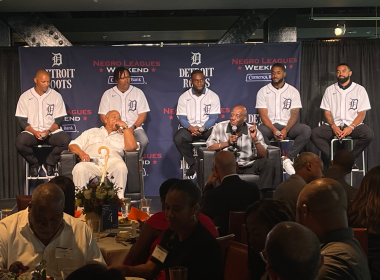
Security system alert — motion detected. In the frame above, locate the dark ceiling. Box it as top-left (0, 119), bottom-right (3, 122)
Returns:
top-left (0, 0), bottom-right (379, 45)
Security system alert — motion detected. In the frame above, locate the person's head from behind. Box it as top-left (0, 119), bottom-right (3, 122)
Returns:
top-left (331, 149), bottom-right (355, 174)
top-left (265, 222), bottom-right (322, 280)
top-left (28, 183), bottom-right (65, 244)
top-left (348, 166), bottom-right (380, 232)
top-left (159, 178), bottom-right (181, 211)
top-left (245, 199), bottom-right (294, 254)
top-left (213, 151), bottom-right (238, 182)
top-left (65, 262), bottom-right (124, 280)
top-left (296, 178), bottom-right (347, 239)
top-left (50, 175), bottom-right (76, 216)
top-left (294, 152), bottom-right (324, 183)
top-left (165, 180), bottom-right (201, 231)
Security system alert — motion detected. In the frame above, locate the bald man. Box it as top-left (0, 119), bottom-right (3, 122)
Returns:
top-left (206, 105), bottom-right (275, 190)
top-left (0, 183), bottom-right (105, 278)
top-left (296, 178), bottom-right (370, 280)
top-left (69, 110), bottom-right (137, 198)
top-left (265, 222), bottom-right (322, 280)
top-left (15, 69), bottom-right (71, 177)
top-left (274, 152), bottom-right (323, 215)
top-left (201, 151), bottom-right (260, 236)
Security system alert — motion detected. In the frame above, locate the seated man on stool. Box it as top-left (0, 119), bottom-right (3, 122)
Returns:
top-left (15, 69), bottom-right (71, 177)
top-left (69, 110), bottom-right (137, 198)
top-left (173, 70), bottom-right (220, 176)
top-left (206, 105), bottom-right (275, 190)
top-left (311, 63), bottom-right (374, 167)
top-left (256, 63), bottom-right (311, 175)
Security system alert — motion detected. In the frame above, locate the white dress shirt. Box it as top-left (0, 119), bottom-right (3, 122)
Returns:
top-left (0, 209), bottom-right (105, 279)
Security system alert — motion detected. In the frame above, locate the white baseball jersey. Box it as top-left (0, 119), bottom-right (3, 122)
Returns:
top-left (320, 82), bottom-right (371, 126)
top-left (176, 88), bottom-right (221, 127)
top-left (15, 87), bottom-right (67, 133)
top-left (98, 85), bottom-right (150, 129)
top-left (69, 127), bottom-right (124, 165)
top-left (256, 82), bottom-right (302, 125)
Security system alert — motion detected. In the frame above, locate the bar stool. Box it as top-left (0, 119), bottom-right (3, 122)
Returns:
top-left (182, 141), bottom-right (207, 179)
top-left (25, 144), bottom-right (58, 195)
top-left (330, 136), bottom-right (365, 184)
top-left (269, 137), bottom-right (295, 180)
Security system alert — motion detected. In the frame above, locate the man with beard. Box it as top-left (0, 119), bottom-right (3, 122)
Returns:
top-left (206, 105), bottom-right (275, 190)
top-left (256, 63), bottom-right (311, 175)
top-left (174, 70), bottom-right (220, 176)
top-left (311, 63), bottom-right (373, 166)
top-left (69, 110), bottom-right (137, 198)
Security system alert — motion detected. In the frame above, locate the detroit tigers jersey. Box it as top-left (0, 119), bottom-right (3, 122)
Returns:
top-left (15, 87), bottom-right (67, 132)
top-left (176, 88), bottom-right (220, 127)
top-left (98, 85), bottom-right (150, 129)
top-left (256, 82), bottom-right (302, 125)
top-left (320, 82), bottom-right (371, 126)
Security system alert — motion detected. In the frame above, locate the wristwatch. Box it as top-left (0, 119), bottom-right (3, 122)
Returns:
top-left (122, 124), bottom-right (128, 131)
top-left (133, 125), bottom-right (137, 130)
top-left (199, 126), bottom-right (206, 133)
top-left (48, 130), bottom-right (52, 136)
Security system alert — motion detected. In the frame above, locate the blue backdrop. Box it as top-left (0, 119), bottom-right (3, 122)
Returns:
top-left (19, 43), bottom-right (301, 196)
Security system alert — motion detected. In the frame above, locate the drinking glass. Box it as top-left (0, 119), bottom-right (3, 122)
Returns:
top-left (140, 198), bottom-right (152, 215)
top-left (86, 219), bottom-right (101, 241)
top-left (169, 266), bottom-right (188, 280)
top-left (122, 198), bottom-right (131, 217)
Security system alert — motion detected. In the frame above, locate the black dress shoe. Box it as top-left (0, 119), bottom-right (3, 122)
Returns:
top-left (186, 163), bottom-right (196, 176)
top-left (30, 164), bottom-right (40, 177)
top-left (45, 164), bottom-right (55, 176)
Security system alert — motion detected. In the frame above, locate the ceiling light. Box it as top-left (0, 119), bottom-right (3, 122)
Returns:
top-left (335, 24), bottom-right (346, 36)
top-left (142, 35), bottom-right (151, 38)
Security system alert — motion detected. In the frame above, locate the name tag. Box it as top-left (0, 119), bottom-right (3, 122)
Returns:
top-left (151, 245), bottom-right (168, 264)
top-left (55, 247), bottom-right (74, 259)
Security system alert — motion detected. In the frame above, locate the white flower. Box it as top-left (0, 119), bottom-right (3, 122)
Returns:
top-left (84, 189), bottom-right (92, 199)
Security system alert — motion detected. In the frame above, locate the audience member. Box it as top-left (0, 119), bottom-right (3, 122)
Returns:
top-left (50, 175), bottom-right (76, 217)
top-left (0, 183), bottom-right (104, 278)
top-left (296, 178), bottom-right (370, 280)
top-left (66, 263), bottom-right (124, 280)
top-left (348, 166), bottom-right (380, 280)
top-left (265, 222), bottom-right (322, 280)
top-left (245, 199), bottom-right (294, 280)
top-left (201, 151), bottom-right (260, 236)
top-left (113, 180), bottom-right (222, 280)
top-left (274, 152), bottom-right (323, 215)
top-left (125, 178), bottom-right (218, 269)
top-left (323, 149), bottom-right (357, 201)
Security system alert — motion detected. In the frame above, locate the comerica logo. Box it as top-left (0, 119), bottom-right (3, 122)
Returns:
top-left (245, 73), bottom-right (271, 82)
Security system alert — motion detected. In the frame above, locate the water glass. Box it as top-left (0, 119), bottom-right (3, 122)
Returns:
top-left (170, 266), bottom-right (188, 280)
top-left (140, 198), bottom-right (152, 215)
top-left (122, 198), bottom-right (131, 217)
top-left (86, 219), bottom-right (101, 241)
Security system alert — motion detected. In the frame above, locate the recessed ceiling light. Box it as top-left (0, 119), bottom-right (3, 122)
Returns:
top-left (142, 35), bottom-right (151, 38)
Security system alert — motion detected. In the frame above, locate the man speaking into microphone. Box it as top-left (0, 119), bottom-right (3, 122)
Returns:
top-left (206, 105), bottom-right (275, 190)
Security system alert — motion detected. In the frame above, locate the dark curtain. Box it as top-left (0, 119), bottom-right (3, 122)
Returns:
top-left (0, 47), bottom-right (23, 198)
top-left (300, 40), bottom-right (380, 182)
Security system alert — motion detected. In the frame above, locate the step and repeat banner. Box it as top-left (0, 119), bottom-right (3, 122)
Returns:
top-left (19, 43), bottom-right (301, 196)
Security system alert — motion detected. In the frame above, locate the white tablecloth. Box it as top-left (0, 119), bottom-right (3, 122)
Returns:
top-left (97, 230), bottom-right (133, 266)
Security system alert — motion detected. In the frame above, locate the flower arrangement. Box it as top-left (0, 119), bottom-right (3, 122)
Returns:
top-left (0, 260), bottom-right (51, 280)
top-left (75, 175), bottom-right (123, 216)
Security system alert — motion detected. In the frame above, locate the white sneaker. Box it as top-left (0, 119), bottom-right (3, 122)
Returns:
top-left (283, 158), bottom-right (295, 175)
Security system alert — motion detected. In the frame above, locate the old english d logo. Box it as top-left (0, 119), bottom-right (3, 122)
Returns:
top-left (283, 98), bottom-right (292, 110)
top-left (349, 98), bottom-right (358, 110)
top-left (46, 104), bottom-right (55, 116)
top-left (129, 100), bottom-right (137, 111)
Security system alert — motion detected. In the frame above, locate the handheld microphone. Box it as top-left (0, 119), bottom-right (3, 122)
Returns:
top-left (275, 131), bottom-right (281, 137)
top-left (339, 124), bottom-right (344, 144)
top-left (231, 126), bottom-right (237, 135)
top-left (40, 133), bottom-right (46, 138)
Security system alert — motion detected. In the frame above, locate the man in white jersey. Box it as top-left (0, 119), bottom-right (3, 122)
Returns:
top-left (15, 69), bottom-right (71, 177)
top-left (69, 110), bottom-right (137, 198)
top-left (256, 63), bottom-right (311, 175)
top-left (174, 70), bottom-right (221, 176)
top-left (98, 67), bottom-right (150, 158)
top-left (311, 63), bottom-right (373, 165)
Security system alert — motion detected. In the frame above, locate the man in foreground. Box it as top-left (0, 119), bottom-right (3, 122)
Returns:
top-left (296, 178), bottom-right (370, 279)
top-left (201, 151), bottom-right (260, 236)
top-left (0, 183), bottom-right (105, 278)
top-left (274, 152), bottom-right (323, 215)
top-left (265, 222), bottom-right (322, 280)
top-left (206, 105), bottom-right (275, 190)
top-left (69, 110), bottom-right (137, 198)
top-left (15, 69), bottom-right (71, 176)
